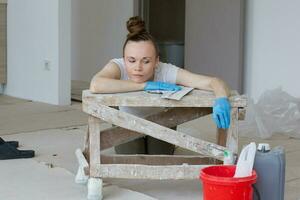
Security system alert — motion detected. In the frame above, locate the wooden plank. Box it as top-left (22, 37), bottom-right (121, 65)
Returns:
top-left (83, 89), bottom-right (247, 108)
top-left (238, 108), bottom-right (246, 120)
top-left (146, 107), bottom-right (212, 125)
top-left (101, 154), bottom-right (213, 165)
top-left (217, 128), bottom-right (227, 147)
top-left (101, 126), bottom-right (143, 150)
top-left (217, 107), bottom-right (241, 157)
top-left (88, 116), bottom-right (102, 176)
top-left (82, 126), bottom-right (90, 162)
top-left (83, 103), bottom-right (227, 160)
top-left (226, 108), bottom-right (239, 154)
top-left (100, 107), bottom-right (212, 150)
top-left (215, 128), bottom-right (228, 165)
top-left (93, 164), bottom-right (210, 180)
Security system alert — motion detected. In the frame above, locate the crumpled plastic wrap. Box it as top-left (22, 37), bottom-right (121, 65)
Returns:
top-left (239, 87), bottom-right (300, 139)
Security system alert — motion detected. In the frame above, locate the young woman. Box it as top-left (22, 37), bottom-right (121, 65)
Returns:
top-left (90, 16), bottom-right (231, 155)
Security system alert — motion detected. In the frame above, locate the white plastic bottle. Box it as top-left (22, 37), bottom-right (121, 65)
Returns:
top-left (223, 150), bottom-right (234, 165)
top-left (234, 142), bottom-right (256, 178)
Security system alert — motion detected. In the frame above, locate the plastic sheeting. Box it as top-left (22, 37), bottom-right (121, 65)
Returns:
top-left (239, 88), bottom-right (300, 139)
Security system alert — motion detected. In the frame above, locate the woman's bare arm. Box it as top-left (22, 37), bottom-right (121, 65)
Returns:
top-left (89, 61), bottom-right (145, 93)
top-left (176, 68), bottom-right (230, 97)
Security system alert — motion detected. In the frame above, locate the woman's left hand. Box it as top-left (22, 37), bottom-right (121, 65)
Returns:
top-left (212, 97), bottom-right (231, 129)
top-left (144, 81), bottom-right (182, 92)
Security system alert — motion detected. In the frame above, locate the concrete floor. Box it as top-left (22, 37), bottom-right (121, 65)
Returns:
top-left (0, 93), bottom-right (300, 199)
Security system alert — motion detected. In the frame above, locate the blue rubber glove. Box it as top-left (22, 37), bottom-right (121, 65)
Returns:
top-left (213, 97), bottom-right (231, 129)
top-left (144, 81), bottom-right (182, 92)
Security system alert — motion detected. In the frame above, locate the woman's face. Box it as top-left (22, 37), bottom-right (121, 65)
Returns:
top-left (124, 41), bottom-right (159, 83)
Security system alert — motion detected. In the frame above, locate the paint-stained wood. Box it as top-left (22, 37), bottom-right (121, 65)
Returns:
top-left (82, 126), bottom-right (90, 162)
top-left (83, 103), bottom-right (227, 160)
top-left (238, 108), bottom-right (246, 120)
top-left (217, 128), bottom-right (227, 147)
top-left (101, 154), bottom-right (213, 165)
top-left (226, 108), bottom-right (239, 154)
top-left (216, 128), bottom-right (228, 164)
top-left (83, 89), bottom-right (247, 108)
top-left (88, 116), bottom-right (101, 176)
top-left (100, 107), bottom-right (212, 150)
top-left (83, 89), bottom-right (247, 182)
top-left (101, 126), bottom-right (143, 150)
top-left (93, 164), bottom-right (210, 180)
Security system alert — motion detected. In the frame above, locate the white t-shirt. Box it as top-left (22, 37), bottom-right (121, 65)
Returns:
top-left (111, 58), bottom-right (179, 117)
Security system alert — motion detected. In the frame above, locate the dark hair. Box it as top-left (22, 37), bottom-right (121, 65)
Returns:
top-left (123, 16), bottom-right (159, 57)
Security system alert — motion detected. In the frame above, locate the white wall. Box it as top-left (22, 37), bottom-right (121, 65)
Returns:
top-left (71, 0), bottom-right (134, 82)
top-left (4, 0), bottom-right (133, 104)
top-left (244, 0), bottom-right (300, 101)
top-left (5, 0), bottom-right (70, 105)
top-left (58, 0), bottom-right (71, 105)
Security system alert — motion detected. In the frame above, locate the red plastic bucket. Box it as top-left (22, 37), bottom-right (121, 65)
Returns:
top-left (200, 165), bottom-right (257, 200)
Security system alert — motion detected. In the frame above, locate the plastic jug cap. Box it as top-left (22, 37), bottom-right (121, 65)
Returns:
top-left (257, 143), bottom-right (270, 152)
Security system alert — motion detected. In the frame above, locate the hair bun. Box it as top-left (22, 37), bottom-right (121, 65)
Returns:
top-left (126, 16), bottom-right (146, 38)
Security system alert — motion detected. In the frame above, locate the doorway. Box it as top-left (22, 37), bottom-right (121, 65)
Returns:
top-left (138, 0), bottom-right (185, 68)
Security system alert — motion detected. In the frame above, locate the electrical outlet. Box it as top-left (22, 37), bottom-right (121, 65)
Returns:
top-left (44, 60), bottom-right (51, 71)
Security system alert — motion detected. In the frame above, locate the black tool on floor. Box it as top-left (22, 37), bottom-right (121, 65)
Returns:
top-left (0, 137), bottom-right (35, 160)
top-left (0, 137), bottom-right (19, 148)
